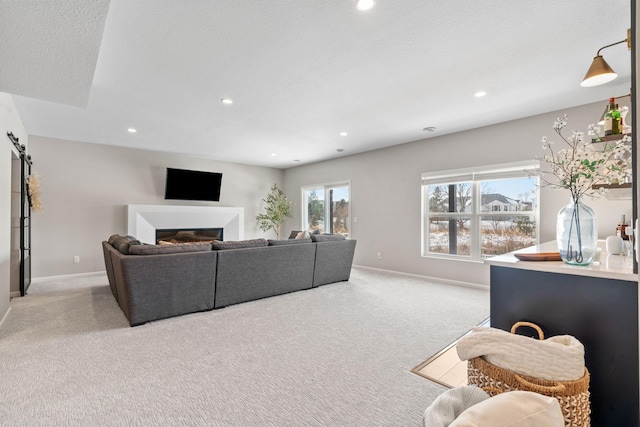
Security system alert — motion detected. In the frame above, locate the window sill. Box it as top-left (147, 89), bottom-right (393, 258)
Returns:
top-left (422, 254), bottom-right (486, 264)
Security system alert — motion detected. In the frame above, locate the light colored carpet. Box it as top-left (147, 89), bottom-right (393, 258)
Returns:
top-left (0, 267), bottom-right (489, 426)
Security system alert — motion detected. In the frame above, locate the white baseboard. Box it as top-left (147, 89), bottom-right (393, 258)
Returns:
top-left (31, 271), bottom-right (106, 284)
top-left (0, 306), bottom-right (11, 328)
top-left (352, 264), bottom-right (489, 291)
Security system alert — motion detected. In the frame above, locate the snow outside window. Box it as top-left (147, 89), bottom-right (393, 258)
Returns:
top-left (422, 161), bottom-right (540, 261)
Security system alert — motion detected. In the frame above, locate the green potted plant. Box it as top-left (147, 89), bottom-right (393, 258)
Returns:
top-left (256, 184), bottom-right (294, 239)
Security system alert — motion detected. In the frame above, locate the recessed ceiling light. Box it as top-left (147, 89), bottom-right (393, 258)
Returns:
top-left (356, 0), bottom-right (375, 11)
top-left (127, 128), bottom-right (137, 133)
top-left (271, 153), bottom-right (277, 157)
top-left (423, 127), bottom-right (436, 132)
top-left (336, 148), bottom-right (346, 153)
top-left (340, 132), bottom-right (348, 136)
top-left (221, 98), bottom-right (233, 104)
top-left (474, 91), bottom-right (487, 98)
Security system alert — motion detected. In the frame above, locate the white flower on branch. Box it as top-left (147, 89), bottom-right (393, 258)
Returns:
top-left (536, 115), bottom-right (631, 202)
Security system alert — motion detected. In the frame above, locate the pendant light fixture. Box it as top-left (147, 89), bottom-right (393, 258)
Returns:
top-left (581, 29), bottom-right (631, 87)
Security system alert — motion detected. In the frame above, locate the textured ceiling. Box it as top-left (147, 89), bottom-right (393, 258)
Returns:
top-left (0, 0), bottom-right (109, 106)
top-left (2, 0), bottom-right (633, 169)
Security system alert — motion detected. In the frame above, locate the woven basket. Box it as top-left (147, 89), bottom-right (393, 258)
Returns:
top-left (467, 321), bottom-right (591, 427)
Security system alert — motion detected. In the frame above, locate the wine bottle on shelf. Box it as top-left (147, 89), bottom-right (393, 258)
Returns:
top-left (616, 214), bottom-right (629, 240)
top-left (604, 97), bottom-right (621, 136)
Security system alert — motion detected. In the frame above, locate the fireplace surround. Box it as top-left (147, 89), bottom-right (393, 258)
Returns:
top-left (127, 204), bottom-right (244, 244)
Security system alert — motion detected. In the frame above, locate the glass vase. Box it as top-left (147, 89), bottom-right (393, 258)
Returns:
top-left (556, 199), bottom-right (598, 265)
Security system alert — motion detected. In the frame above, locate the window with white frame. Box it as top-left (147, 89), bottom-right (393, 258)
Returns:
top-left (422, 161), bottom-right (540, 260)
top-left (302, 182), bottom-right (350, 237)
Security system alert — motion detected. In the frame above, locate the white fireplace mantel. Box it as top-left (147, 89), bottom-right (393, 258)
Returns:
top-left (127, 204), bottom-right (244, 244)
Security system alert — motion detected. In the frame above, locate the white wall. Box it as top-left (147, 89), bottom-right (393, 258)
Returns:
top-left (27, 136), bottom-right (283, 279)
top-left (0, 93), bottom-right (28, 319)
top-left (284, 100), bottom-right (632, 286)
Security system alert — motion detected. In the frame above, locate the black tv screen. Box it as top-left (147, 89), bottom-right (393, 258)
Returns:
top-left (164, 168), bottom-right (222, 202)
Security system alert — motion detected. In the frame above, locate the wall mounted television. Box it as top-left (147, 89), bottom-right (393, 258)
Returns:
top-left (164, 167), bottom-right (222, 202)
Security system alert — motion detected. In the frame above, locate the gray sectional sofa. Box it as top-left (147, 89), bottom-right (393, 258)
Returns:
top-left (102, 233), bottom-right (356, 326)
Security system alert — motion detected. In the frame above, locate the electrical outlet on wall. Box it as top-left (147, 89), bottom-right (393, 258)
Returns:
top-left (73, 256), bottom-right (80, 263)
top-left (377, 252), bottom-right (382, 260)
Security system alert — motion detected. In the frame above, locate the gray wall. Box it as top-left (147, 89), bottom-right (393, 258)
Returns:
top-left (0, 93), bottom-right (28, 319)
top-left (8, 99), bottom-right (635, 288)
top-left (283, 100), bottom-right (632, 286)
top-left (26, 136), bottom-right (283, 279)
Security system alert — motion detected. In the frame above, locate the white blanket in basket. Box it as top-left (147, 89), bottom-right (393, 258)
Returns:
top-left (456, 327), bottom-right (585, 381)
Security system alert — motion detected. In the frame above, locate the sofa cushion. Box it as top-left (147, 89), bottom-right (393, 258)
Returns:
top-left (268, 238), bottom-right (312, 246)
top-left (310, 233), bottom-right (346, 242)
top-left (108, 234), bottom-right (138, 244)
top-left (211, 239), bottom-right (268, 250)
top-left (109, 234), bottom-right (141, 254)
top-left (128, 242), bottom-right (212, 255)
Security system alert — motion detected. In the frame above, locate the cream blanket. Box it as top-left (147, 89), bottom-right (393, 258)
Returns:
top-left (456, 327), bottom-right (585, 381)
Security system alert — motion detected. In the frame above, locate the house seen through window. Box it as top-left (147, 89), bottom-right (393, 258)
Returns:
top-left (302, 183), bottom-right (350, 237)
top-left (422, 162), bottom-right (539, 260)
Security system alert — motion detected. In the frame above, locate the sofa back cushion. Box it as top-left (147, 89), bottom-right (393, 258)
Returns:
top-left (128, 242), bottom-right (212, 255)
top-left (310, 233), bottom-right (346, 242)
top-left (211, 238), bottom-right (268, 250)
top-left (108, 234), bottom-right (141, 254)
top-left (268, 238), bottom-right (312, 246)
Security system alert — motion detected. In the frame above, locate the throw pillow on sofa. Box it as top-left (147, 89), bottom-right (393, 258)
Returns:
top-left (295, 231), bottom-right (311, 239)
top-left (288, 230), bottom-right (302, 239)
top-left (288, 230), bottom-right (321, 239)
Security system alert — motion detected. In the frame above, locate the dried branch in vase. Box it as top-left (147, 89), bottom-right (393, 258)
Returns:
top-left (26, 173), bottom-right (43, 212)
